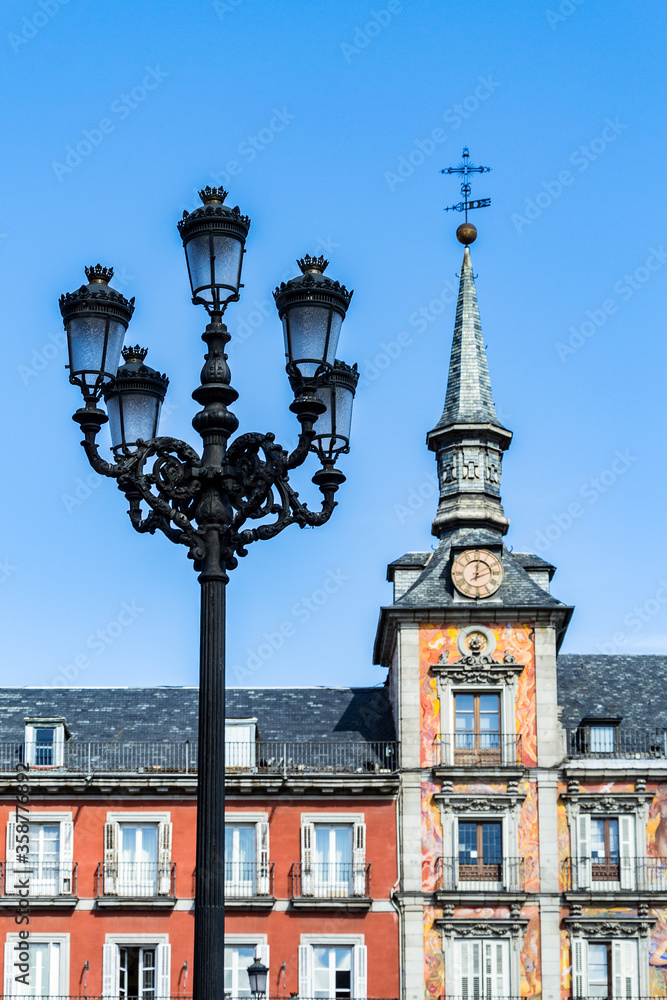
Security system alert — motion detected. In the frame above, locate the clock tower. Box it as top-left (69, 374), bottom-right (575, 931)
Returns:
top-left (374, 239), bottom-right (573, 1000)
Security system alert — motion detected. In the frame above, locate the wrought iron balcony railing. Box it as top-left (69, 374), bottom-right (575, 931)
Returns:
top-left (95, 861), bottom-right (176, 898)
top-left (290, 861), bottom-right (371, 899)
top-left (1, 861), bottom-right (77, 896)
top-left (224, 861), bottom-right (274, 898)
top-left (433, 734), bottom-right (522, 768)
top-left (566, 728), bottom-right (667, 759)
top-left (0, 740), bottom-right (398, 775)
top-left (563, 855), bottom-right (667, 892)
top-left (434, 856), bottom-right (525, 892)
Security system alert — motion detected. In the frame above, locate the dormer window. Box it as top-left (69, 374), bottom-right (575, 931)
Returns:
top-left (574, 718), bottom-right (621, 757)
top-left (25, 719), bottom-right (68, 768)
top-left (225, 718), bottom-right (257, 770)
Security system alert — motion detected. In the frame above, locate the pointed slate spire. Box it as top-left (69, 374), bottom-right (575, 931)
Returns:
top-left (426, 245), bottom-right (512, 538)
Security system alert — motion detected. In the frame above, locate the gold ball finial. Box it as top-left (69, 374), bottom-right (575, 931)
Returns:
top-left (456, 222), bottom-right (477, 245)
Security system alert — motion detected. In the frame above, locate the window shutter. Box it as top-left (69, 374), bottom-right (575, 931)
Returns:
top-left (4, 941), bottom-right (15, 996)
top-left (103, 821), bottom-right (119, 895)
top-left (493, 940), bottom-right (510, 998)
top-left (47, 942), bottom-right (60, 996)
top-left (572, 938), bottom-right (588, 998)
top-left (102, 943), bottom-right (118, 999)
top-left (60, 819), bottom-right (74, 894)
top-left (612, 939), bottom-right (637, 999)
top-left (301, 821), bottom-right (315, 896)
top-left (5, 818), bottom-right (17, 893)
top-left (458, 940), bottom-right (482, 999)
top-left (354, 944), bottom-right (367, 1000)
top-left (158, 821), bottom-right (173, 895)
top-left (619, 815), bottom-right (636, 889)
top-left (576, 814), bottom-right (591, 888)
top-left (24, 726), bottom-right (35, 766)
top-left (298, 944), bottom-right (313, 998)
top-left (53, 726), bottom-right (65, 767)
top-left (256, 821), bottom-right (270, 896)
top-left (156, 942), bottom-right (171, 1000)
top-left (256, 944), bottom-right (270, 988)
top-left (471, 941), bottom-right (482, 999)
top-left (353, 821), bottom-right (367, 896)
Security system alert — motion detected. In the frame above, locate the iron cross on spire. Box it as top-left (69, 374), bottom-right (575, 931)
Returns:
top-left (441, 147), bottom-right (491, 243)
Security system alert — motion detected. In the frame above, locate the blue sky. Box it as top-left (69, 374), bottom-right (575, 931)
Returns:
top-left (1, 0), bottom-right (666, 689)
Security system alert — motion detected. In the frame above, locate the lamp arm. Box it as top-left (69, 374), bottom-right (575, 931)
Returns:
top-left (235, 477), bottom-right (339, 556)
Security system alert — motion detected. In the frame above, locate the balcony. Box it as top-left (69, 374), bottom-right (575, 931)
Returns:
top-left (433, 734), bottom-right (523, 770)
top-left (562, 855), bottom-right (667, 894)
top-left (434, 856), bottom-right (526, 900)
top-left (566, 728), bottom-right (667, 760)
top-left (224, 861), bottom-right (275, 908)
top-left (0, 740), bottom-right (398, 775)
top-left (95, 861), bottom-right (176, 906)
top-left (290, 861), bottom-right (372, 908)
top-left (0, 862), bottom-right (77, 906)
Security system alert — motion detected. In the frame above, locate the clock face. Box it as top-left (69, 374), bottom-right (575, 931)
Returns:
top-left (451, 548), bottom-right (503, 599)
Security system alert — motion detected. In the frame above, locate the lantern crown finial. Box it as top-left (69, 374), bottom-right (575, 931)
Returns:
top-left (297, 254), bottom-right (328, 275)
top-left (122, 345), bottom-right (149, 364)
top-left (198, 185), bottom-right (227, 206)
top-left (85, 264), bottom-right (114, 284)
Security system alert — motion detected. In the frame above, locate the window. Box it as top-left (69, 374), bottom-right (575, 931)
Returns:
top-left (224, 943), bottom-right (269, 1000)
top-left (455, 939), bottom-right (509, 1000)
top-left (455, 693), bottom-right (500, 762)
top-left (5, 814), bottom-right (74, 896)
top-left (103, 815), bottom-right (172, 897)
top-left (299, 939), bottom-right (366, 1000)
top-left (24, 722), bottom-right (66, 768)
top-left (590, 727), bottom-right (616, 754)
top-left (226, 719), bottom-right (257, 770)
top-left (572, 938), bottom-right (638, 999)
top-left (102, 939), bottom-right (170, 1000)
top-left (4, 936), bottom-right (68, 999)
top-left (458, 821), bottom-right (502, 881)
top-left (300, 817), bottom-right (366, 898)
top-left (574, 814), bottom-right (635, 889)
top-left (119, 947), bottom-right (155, 1000)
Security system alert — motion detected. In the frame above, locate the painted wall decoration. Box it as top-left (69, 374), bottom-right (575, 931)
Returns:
top-left (424, 906), bottom-right (445, 1000)
top-left (419, 622), bottom-right (536, 767)
top-left (521, 904), bottom-right (542, 1000)
top-left (520, 781), bottom-right (540, 893)
top-left (422, 779), bottom-right (443, 893)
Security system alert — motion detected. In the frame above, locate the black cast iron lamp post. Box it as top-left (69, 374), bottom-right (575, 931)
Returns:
top-left (59, 186), bottom-right (358, 1000)
top-left (247, 957), bottom-right (268, 999)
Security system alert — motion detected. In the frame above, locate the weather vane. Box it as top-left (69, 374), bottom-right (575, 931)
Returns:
top-left (441, 147), bottom-right (491, 245)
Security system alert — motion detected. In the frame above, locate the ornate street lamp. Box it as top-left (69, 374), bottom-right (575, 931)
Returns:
top-left (59, 186), bottom-right (357, 1000)
top-left (247, 957), bottom-right (269, 999)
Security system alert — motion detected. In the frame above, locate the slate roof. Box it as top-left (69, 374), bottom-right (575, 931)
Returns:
top-left (557, 655), bottom-right (667, 730)
top-left (0, 687), bottom-right (395, 743)
top-left (431, 246), bottom-right (507, 432)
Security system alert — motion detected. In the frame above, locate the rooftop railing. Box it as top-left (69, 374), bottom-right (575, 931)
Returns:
top-left (566, 728), bottom-right (667, 759)
top-left (0, 740), bottom-right (399, 775)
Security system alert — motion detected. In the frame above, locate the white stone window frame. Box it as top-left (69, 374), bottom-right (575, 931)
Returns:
top-left (102, 933), bottom-right (171, 1000)
top-left (438, 678), bottom-right (517, 753)
top-left (24, 719), bottom-right (68, 768)
top-left (300, 813), bottom-right (367, 897)
top-left (299, 933), bottom-right (367, 1000)
top-left (563, 793), bottom-right (650, 891)
top-left (440, 924), bottom-right (523, 999)
top-left (226, 718), bottom-right (258, 770)
top-left (437, 793), bottom-right (524, 891)
top-left (5, 810), bottom-right (74, 895)
top-left (225, 811), bottom-right (270, 896)
top-left (4, 932), bottom-right (70, 997)
top-left (567, 922), bottom-right (650, 998)
top-left (224, 936), bottom-right (270, 997)
top-left (104, 811), bottom-right (172, 897)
